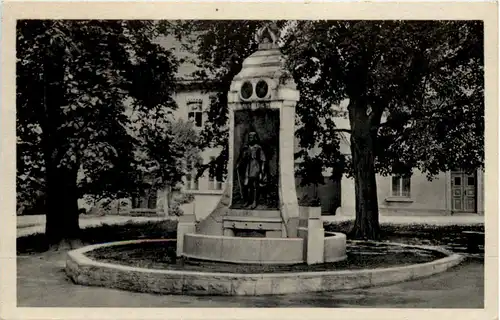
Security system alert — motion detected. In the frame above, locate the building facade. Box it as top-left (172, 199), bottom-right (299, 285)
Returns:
top-left (170, 83), bottom-right (226, 219)
top-left (333, 103), bottom-right (485, 217)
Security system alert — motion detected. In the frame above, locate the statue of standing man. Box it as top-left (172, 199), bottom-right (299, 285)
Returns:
top-left (236, 132), bottom-right (267, 209)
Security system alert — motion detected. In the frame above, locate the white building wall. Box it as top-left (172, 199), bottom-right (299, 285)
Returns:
top-left (171, 88), bottom-right (225, 218)
top-left (333, 105), bottom-right (482, 216)
top-left (377, 172), bottom-right (448, 216)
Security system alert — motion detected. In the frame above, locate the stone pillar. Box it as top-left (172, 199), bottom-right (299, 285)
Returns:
top-left (194, 22), bottom-right (302, 240)
top-left (223, 229), bottom-right (234, 237)
top-left (176, 214), bottom-right (196, 257)
top-left (306, 206), bottom-right (324, 265)
top-left (477, 168), bottom-right (484, 215)
top-left (337, 175), bottom-right (355, 216)
top-left (278, 99), bottom-right (301, 236)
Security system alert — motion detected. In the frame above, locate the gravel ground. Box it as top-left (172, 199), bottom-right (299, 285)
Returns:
top-left (15, 213), bottom-right (485, 308)
top-left (17, 251), bottom-right (483, 308)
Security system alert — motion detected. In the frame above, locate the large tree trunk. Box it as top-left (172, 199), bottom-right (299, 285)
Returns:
top-left (348, 100), bottom-right (381, 240)
top-left (45, 162), bottom-right (81, 249)
top-left (41, 48), bottom-right (82, 250)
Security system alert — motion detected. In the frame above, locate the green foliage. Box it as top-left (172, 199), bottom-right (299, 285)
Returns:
top-left (16, 20), bottom-right (190, 215)
top-left (17, 220), bottom-right (178, 254)
top-left (282, 20), bottom-right (484, 179)
top-left (168, 20), bottom-right (483, 240)
top-left (299, 194), bottom-right (322, 207)
top-left (132, 119), bottom-right (202, 194)
top-left (169, 20), bottom-right (484, 185)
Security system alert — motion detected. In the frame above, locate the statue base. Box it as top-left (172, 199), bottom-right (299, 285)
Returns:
top-left (177, 184), bottom-right (346, 265)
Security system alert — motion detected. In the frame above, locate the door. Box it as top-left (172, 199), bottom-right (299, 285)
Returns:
top-left (451, 171), bottom-right (477, 213)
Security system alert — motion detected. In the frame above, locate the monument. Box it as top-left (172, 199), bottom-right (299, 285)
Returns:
top-left (176, 22), bottom-right (347, 265)
top-left (63, 23), bottom-right (464, 297)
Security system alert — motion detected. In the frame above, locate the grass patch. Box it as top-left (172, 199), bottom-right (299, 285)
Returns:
top-left (17, 220), bottom-right (177, 255)
top-left (324, 221), bottom-right (485, 254)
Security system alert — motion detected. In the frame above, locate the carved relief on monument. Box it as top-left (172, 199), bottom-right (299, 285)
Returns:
top-left (231, 109), bottom-right (280, 210)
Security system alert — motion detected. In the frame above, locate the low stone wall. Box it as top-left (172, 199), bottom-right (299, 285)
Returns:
top-left (66, 239), bottom-right (465, 296)
top-left (324, 232), bottom-right (347, 263)
top-left (183, 233), bottom-right (304, 264)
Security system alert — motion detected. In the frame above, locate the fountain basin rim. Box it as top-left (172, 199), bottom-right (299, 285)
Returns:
top-left (67, 239), bottom-right (462, 278)
top-left (65, 239), bottom-right (464, 295)
top-left (180, 232), bottom-right (346, 264)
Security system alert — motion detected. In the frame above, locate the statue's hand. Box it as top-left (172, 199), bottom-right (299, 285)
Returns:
top-left (260, 174), bottom-right (267, 183)
top-left (244, 177), bottom-right (249, 185)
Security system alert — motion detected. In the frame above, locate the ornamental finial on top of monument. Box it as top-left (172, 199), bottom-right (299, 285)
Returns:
top-left (255, 21), bottom-right (281, 50)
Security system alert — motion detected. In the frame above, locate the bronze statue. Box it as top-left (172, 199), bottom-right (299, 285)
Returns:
top-left (236, 132), bottom-right (267, 209)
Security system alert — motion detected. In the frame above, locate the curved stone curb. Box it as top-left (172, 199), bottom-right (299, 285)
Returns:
top-left (65, 239), bottom-right (465, 296)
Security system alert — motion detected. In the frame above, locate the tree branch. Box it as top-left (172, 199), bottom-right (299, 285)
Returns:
top-left (377, 96), bottom-right (474, 130)
top-left (368, 102), bottom-right (386, 127)
top-left (332, 128), bottom-right (352, 134)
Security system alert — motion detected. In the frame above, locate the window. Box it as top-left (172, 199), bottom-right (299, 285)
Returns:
top-left (187, 99), bottom-right (203, 128)
top-left (467, 176), bottom-right (475, 186)
top-left (392, 176), bottom-right (411, 198)
top-left (192, 176), bottom-right (199, 190)
top-left (185, 160), bottom-right (200, 191)
top-left (185, 173), bottom-right (193, 190)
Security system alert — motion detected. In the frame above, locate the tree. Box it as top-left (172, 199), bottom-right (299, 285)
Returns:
top-left (17, 20), bottom-right (180, 248)
top-left (171, 20), bottom-right (483, 240)
top-left (283, 20), bottom-right (484, 239)
top-left (132, 118), bottom-right (202, 212)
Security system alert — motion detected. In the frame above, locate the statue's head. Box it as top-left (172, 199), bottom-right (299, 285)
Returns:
top-left (248, 131), bottom-right (258, 145)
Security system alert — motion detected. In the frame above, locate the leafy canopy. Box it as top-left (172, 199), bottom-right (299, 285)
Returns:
top-left (282, 20), bottom-right (484, 178)
top-left (16, 20), bottom-right (198, 208)
top-left (169, 20), bottom-right (484, 183)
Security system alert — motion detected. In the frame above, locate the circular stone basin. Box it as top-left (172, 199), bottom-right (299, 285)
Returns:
top-left (66, 239), bottom-right (464, 296)
top-left (85, 241), bottom-right (447, 273)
